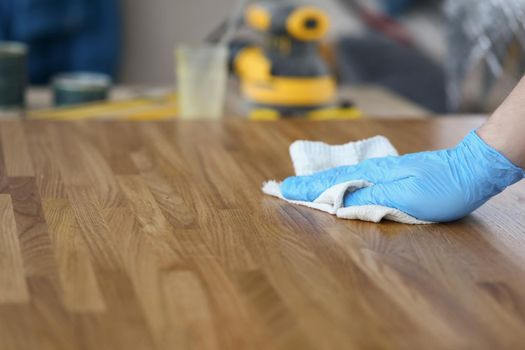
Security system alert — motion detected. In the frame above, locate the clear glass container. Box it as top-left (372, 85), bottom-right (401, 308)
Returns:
top-left (175, 45), bottom-right (228, 119)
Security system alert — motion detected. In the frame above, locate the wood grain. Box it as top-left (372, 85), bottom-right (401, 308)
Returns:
top-left (0, 122), bottom-right (34, 177)
top-left (42, 199), bottom-right (105, 312)
top-left (2, 117), bottom-right (525, 350)
top-left (0, 194), bottom-right (29, 303)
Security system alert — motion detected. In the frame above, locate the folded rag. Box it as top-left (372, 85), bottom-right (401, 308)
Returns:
top-left (262, 136), bottom-right (432, 224)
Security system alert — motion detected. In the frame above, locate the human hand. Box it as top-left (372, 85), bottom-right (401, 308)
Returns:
top-left (281, 131), bottom-right (525, 222)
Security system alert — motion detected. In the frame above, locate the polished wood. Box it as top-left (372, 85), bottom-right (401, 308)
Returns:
top-left (2, 117), bottom-right (525, 350)
top-left (339, 85), bottom-right (431, 118)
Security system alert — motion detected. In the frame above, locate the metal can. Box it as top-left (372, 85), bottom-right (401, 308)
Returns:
top-left (0, 41), bottom-right (28, 111)
top-left (53, 72), bottom-right (111, 107)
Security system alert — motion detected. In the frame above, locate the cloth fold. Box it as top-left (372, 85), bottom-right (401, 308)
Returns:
top-left (262, 136), bottom-right (432, 224)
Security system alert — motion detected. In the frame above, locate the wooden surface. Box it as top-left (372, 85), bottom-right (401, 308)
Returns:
top-left (2, 117), bottom-right (525, 350)
top-left (339, 85), bottom-right (431, 118)
top-left (21, 84), bottom-right (430, 119)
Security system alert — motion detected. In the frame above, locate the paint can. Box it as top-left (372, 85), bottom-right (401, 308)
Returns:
top-left (0, 41), bottom-right (28, 111)
top-left (53, 72), bottom-right (111, 107)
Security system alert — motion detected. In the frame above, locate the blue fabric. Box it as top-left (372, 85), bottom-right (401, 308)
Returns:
top-left (382, 0), bottom-right (418, 16)
top-left (281, 130), bottom-right (525, 222)
top-left (0, 0), bottom-right (120, 84)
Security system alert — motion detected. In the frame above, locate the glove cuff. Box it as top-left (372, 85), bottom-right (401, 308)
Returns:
top-left (466, 130), bottom-right (525, 184)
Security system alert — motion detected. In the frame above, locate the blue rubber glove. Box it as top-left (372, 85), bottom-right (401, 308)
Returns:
top-left (281, 131), bottom-right (525, 222)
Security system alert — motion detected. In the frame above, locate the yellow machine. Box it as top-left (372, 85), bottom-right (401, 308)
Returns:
top-left (229, 1), bottom-right (360, 119)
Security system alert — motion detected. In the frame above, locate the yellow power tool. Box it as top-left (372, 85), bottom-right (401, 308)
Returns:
top-left (229, 1), bottom-right (359, 119)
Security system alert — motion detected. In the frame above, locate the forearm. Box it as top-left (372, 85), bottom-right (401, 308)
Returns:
top-left (478, 76), bottom-right (525, 169)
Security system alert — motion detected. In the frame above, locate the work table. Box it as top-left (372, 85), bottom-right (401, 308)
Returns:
top-left (1, 117), bottom-right (525, 349)
top-left (21, 84), bottom-right (431, 119)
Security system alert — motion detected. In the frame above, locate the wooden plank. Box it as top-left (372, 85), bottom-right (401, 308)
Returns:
top-left (115, 174), bottom-right (185, 262)
top-left (66, 185), bottom-right (123, 270)
top-left (0, 131), bottom-right (9, 194)
top-left (111, 175), bottom-right (188, 347)
top-left (23, 123), bottom-right (67, 199)
top-left (0, 194), bottom-right (29, 303)
top-left (8, 177), bottom-right (58, 279)
top-left (74, 270), bottom-right (156, 350)
top-left (42, 199), bottom-right (105, 312)
top-left (0, 121), bottom-right (35, 177)
top-left (158, 270), bottom-right (220, 350)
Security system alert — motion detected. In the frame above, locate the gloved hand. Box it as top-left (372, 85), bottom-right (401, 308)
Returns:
top-left (281, 131), bottom-right (525, 222)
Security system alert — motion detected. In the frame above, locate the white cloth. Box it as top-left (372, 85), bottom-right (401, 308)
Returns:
top-left (262, 136), bottom-right (432, 224)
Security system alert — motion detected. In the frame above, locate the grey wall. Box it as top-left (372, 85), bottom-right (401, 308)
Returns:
top-left (120, 0), bottom-right (238, 84)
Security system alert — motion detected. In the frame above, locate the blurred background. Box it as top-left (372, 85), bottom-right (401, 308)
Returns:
top-left (122, 0), bottom-right (448, 112)
top-left (2, 0), bottom-right (525, 116)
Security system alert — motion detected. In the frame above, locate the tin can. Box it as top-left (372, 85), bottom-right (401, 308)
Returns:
top-left (0, 42), bottom-right (28, 111)
top-left (53, 72), bottom-right (111, 107)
